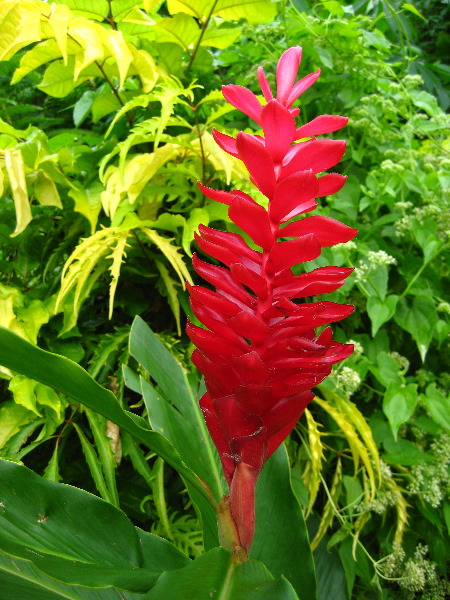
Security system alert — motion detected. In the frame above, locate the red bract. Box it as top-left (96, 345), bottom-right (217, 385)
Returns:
top-left (187, 47), bottom-right (357, 555)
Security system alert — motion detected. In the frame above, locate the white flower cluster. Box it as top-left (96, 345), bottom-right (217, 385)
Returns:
top-left (348, 339), bottom-right (364, 355)
top-left (408, 434), bottom-right (450, 508)
top-left (336, 367), bottom-right (361, 396)
top-left (382, 543), bottom-right (450, 600)
top-left (367, 250), bottom-right (397, 266)
top-left (389, 351), bottom-right (410, 373)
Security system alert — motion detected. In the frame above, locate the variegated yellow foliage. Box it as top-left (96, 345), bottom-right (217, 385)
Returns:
top-left (56, 218), bottom-right (192, 334)
top-left (303, 408), bottom-right (325, 516)
top-left (310, 457), bottom-right (342, 551)
top-left (0, 0), bottom-right (159, 97)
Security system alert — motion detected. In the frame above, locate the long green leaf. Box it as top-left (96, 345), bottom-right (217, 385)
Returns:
top-left (0, 458), bottom-right (189, 592)
top-left (0, 326), bottom-right (215, 509)
top-left (0, 552), bottom-right (143, 600)
top-left (251, 446), bottom-right (317, 600)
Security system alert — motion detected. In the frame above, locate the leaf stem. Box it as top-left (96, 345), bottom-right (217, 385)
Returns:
top-left (186, 0), bottom-right (219, 73)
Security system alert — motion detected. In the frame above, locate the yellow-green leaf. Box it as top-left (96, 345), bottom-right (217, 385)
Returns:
top-left (0, 1), bottom-right (42, 62)
top-left (154, 13), bottom-right (200, 50)
top-left (107, 231), bottom-right (130, 319)
top-left (141, 227), bottom-right (193, 287)
top-left (167, 0), bottom-right (277, 24)
top-left (4, 149), bottom-right (31, 237)
top-left (48, 3), bottom-right (71, 64)
top-left (304, 408), bottom-right (325, 515)
top-left (33, 170), bottom-right (62, 208)
top-left (0, 400), bottom-right (33, 449)
top-left (69, 181), bottom-right (103, 234)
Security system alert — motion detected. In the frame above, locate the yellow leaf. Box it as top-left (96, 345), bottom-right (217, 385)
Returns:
top-left (100, 28), bottom-right (133, 87)
top-left (315, 395), bottom-right (377, 501)
top-left (128, 47), bottom-right (159, 93)
top-left (196, 130), bottom-right (247, 184)
top-left (12, 39), bottom-right (72, 84)
top-left (34, 170), bottom-right (62, 208)
top-left (141, 227), bottom-right (193, 287)
top-left (37, 57), bottom-right (92, 98)
top-left (9, 375), bottom-right (41, 416)
top-left (0, 1), bottom-right (42, 62)
top-left (311, 457), bottom-right (342, 551)
top-left (48, 3), bottom-right (71, 64)
top-left (4, 149), bottom-right (31, 237)
top-left (70, 18), bottom-right (104, 80)
top-left (304, 408), bottom-right (325, 515)
top-left (0, 401), bottom-right (33, 449)
top-left (69, 182), bottom-right (103, 234)
top-left (107, 231), bottom-right (130, 319)
top-left (0, 296), bottom-right (17, 330)
top-left (167, 0), bottom-right (278, 24)
top-left (154, 13), bottom-right (200, 50)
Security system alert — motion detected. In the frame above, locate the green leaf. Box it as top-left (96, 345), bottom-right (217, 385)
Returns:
top-left (0, 458), bottom-right (190, 591)
top-left (251, 446), bottom-right (317, 600)
top-left (383, 383), bottom-right (418, 440)
top-left (0, 326), bottom-right (215, 508)
top-left (420, 384), bottom-right (450, 431)
top-left (409, 89), bottom-right (440, 118)
top-left (402, 2), bottom-right (426, 20)
top-left (143, 546), bottom-right (299, 600)
top-left (155, 13), bottom-right (200, 50)
top-left (0, 552), bottom-right (144, 600)
top-left (395, 294), bottom-right (438, 361)
top-left (367, 294), bottom-right (398, 336)
top-left (73, 90), bottom-right (96, 127)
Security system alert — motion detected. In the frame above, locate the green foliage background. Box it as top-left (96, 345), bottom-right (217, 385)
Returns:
top-left (0, 0), bottom-right (449, 598)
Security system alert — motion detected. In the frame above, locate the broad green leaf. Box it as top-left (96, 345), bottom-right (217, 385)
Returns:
top-left (167, 0), bottom-right (277, 24)
top-left (4, 149), bottom-right (31, 237)
top-left (370, 351), bottom-right (402, 388)
top-left (409, 89), bottom-right (440, 118)
top-left (420, 384), bottom-right (450, 431)
top-left (251, 446), bottom-right (317, 600)
top-left (383, 383), bottom-right (418, 440)
top-left (314, 536), bottom-right (349, 600)
top-left (201, 23), bottom-right (240, 49)
top-left (0, 552), bottom-right (144, 600)
top-left (155, 13), bottom-right (200, 50)
top-left (0, 459), bottom-right (189, 591)
top-left (0, 326), bottom-right (216, 508)
top-left (144, 546), bottom-right (299, 600)
top-left (73, 90), bottom-right (96, 126)
top-left (37, 58), bottom-right (89, 98)
top-left (11, 38), bottom-right (78, 84)
top-left (395, 294), bottom-right (438, 361)
top-left (367, 294), bottom-right (398, 336)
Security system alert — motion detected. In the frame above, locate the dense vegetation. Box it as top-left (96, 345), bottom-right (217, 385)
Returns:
top-left (0, 0), bottom-right (448, 598)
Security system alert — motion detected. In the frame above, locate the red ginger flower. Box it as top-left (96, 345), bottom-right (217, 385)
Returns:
top-left (187, 47), bottom-right (357, 554)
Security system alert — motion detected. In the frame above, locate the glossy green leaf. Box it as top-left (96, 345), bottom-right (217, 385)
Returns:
top-left (367, 294), bottom-right (398, 336)
top-left (251, 446), bottom-right (317, 600)
top-left (129, 316), bottom-right (223, 498)
top-left (420, 384), bottom-right (450, 431)
top-left (0, 458), bottom-right (189, 591)
top-left (0, 552), bottom-right (143, 600)
top-left (383, 383), bottom-right (418, 440)
top-left (143, 546), bottom-right (299, 600)
top-left (0, 326), bottom-right (214, 508)
top-left (395, 294), bottom-right (438, 361)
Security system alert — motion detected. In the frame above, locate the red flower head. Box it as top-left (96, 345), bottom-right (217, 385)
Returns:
top-left (187, 47), bottom-right (357, 553)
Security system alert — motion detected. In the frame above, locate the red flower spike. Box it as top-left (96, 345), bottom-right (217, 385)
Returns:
top-left (189, 47), bottom-right (356, 554)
